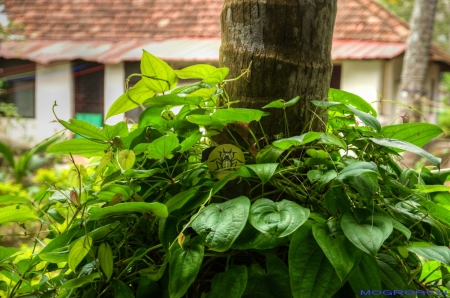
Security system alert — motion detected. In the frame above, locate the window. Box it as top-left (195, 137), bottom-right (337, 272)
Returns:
top-left (73, 60), bottom-right (104, 127)
top-left (0, 58), bottom-right (36, 118)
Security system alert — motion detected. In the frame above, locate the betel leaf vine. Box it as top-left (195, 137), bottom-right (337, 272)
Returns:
top-left (1, 51), bottom-right (449, 298)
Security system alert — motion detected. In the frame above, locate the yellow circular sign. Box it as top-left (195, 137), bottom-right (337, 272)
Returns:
top-left (207, 144), bottom-right (245, 180)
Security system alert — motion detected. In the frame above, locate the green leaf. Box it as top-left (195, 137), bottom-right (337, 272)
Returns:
top-left (243, 255), bottom-right (291, 298)
top-left (118, 149), bottom-right (136, 170)
top-left (179, 131), bottom-right (202, 153)
top-left (141, 50), bottom-right (177, 93)
top-left (391, 219), bottom-right (411, 240)
top-left (370, 138), bottom-right (441, 169)
top-left (0, 139), bottom-right (15, 168)
top-left (328, 88), bottom-right (377, 116)
top-left (340, 210), bottom-right (393, 256)
top-left (348, 254), bottom-right (382, 296)
top-left (212, 108), bottom-right (268, 124)
top-left (337, 161), bottom-right (377, 180)
top-left (0, 246), bottom-right (19, 263)
top-left (192, 196), bottom-right (250, 252)
top-left (169, 236), bottom-right (204, 298)
top-left (97, 184), bottom-right (134, 200)
top-left (415, 184), bottom-right (450, 193)
top-left (262, 99), bottom-right (286, 109)
top-left (249, 198), bottom-right (309, 237)
top-left (201, 67), bottom-right (229, 84)
top-left (324, 188), bottom-right (351, 216)
top-left (58, 118), bottom-right (107, 140)
top-left (89, 202), bottom-right (168, 220)
top-left (122, 168), bottom-right (164, 178)
top-left (381, 123), bottom-right (443, 148)
top-left (406, 246), bottom-right (450, 266)
top-left (103, 122), bottom-right (129, 140)
top-left (184, 87), bottom-right (217, 98)
top-left (39, 251), bottom-right (69, 263)
top-left (147, 132), bottom-right (179, 160)
top-left (246, 164), bottom-right (278, 185)
top-left (256, 145), bottom-right (284, 163)
top-left (347, 105), bottom-right (381, 132)
top-left (207, 265), bottom-right (247, 298)
top-left (98, 243), bottom-right (113, 281)
top-left (272, 132), bottom-right (323, 150)
top-left (231, 222), bottom-right (287, 250)
top-left (377, 253), bottom-right (411, 291)
top-left (61, 272), bottom-right (101, 290)
top-left (346, 171), bottom-right (379, 200)
top-left (0, 205), bottom-right (37, 224)
top-left (166, 188), bottom-right (198, 214)
top-left (48, 208), bottom-right (66, 224)
top-left (138, 106), bottom-right (166, 129)
top-left (113, 280), bottom-right (135, 298)
top-left (418, 199), bottom-right (450, 225)
top-left (289, 221), bottom-right (342, 298)
top-left (312, 222), bottom-right (360, 281)
top-left (175, 64), bottom-right (218, 79)
top-left (0, 195), bottom-right (30, 205)
top-left (68, 236), bottom-right (92, 273)
top-left (47, 139), bottom-right (109, 158)
top-left (106, 80), bottom-right (155, 120)
top-left (144, 93), bottom-right (203, 107)
top-left (319, 133), bottom-right (347, 149)
top-left (261, 97), bottom-right (300, 109)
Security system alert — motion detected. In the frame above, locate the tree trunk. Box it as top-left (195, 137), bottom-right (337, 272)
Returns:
top-left (398, 0), bottom-right (437, 123)
top-left (219, 0), bottom-right (337, 137)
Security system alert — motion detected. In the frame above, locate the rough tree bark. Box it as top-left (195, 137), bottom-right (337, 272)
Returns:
top-left (398, 0), bottom-right (437, 123)
top-left (219, 0), bottom-right (337, 137)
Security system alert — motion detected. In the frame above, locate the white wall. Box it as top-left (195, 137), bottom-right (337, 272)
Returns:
top-left (104, 63), bottom-right (125, 125)
top-left (341, 60), bottom-right (383, 114)
top-left (0, 61), bottom-right (73, 147)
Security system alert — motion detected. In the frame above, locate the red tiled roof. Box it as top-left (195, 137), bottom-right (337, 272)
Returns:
top-left (2, 0), bottom-right (450, 65)
top-left (4, 0), bottom-right (408, 42)
top-left (3, 0), bottom-right (223, 41)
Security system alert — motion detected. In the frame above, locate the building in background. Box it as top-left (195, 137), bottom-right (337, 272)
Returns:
top-left (1, 0), bottom-right (450, 146)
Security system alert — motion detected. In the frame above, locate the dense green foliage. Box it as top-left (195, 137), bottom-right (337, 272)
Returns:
top-left (1, 51), bottom-right (450, 297)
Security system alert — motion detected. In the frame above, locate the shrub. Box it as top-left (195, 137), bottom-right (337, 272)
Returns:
top-left (1, 52), bottom-right (449, 297)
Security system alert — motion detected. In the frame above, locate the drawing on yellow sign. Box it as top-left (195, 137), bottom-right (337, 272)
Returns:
top-left (207, 144), bottom-right (245, 180)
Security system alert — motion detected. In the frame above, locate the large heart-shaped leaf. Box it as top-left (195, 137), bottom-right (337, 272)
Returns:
top-left (246, 164), bottom-right (278, 185)
top-left (249, 199), bottom-right (309, 238)
top-left (289, 221), bottom-right (342, 298)
top-left (340, 210), bottom-right (393, 256)
top-left (312, 222), bottom-right (360, 281)
top-left (192, 196), bottom-right (250, 252)
top-left (169, 236), bottom-right (204, 298)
